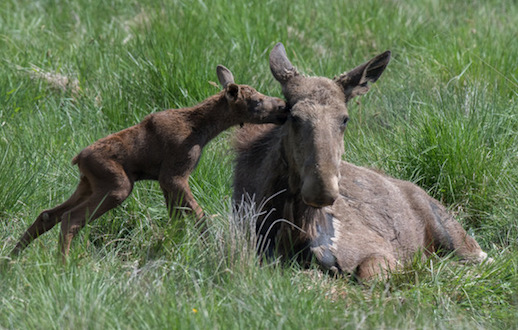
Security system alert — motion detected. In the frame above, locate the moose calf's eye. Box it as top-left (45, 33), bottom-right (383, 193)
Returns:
top-left (247, 100), bottom-right (262, 110)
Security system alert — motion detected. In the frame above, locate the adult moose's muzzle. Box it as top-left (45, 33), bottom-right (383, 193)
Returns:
top-left (300, 163), bottom-right (340, 207)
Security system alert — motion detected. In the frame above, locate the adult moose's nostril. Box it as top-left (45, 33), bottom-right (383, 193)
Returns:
top-left (302, 192), bottom-right (337, 208)
top-left (316, 180), bottom-right (339, 207)
top-left (301, 175), bottom-right (339, 208)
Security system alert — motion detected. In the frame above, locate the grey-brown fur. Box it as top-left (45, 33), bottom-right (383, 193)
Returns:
top-left (233, 43), bottom-right (489, 280)
top-left (12, 65), bottom-right (287, 262)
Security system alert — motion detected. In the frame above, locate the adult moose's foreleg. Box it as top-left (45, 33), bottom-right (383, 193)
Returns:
top-left (11, 176), bottom-right (92, 257)
top-left (356, 254), bottom-right (397, 281)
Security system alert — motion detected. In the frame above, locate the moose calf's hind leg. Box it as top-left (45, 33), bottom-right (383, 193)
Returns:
top-left (11, 211), bottom-right (61, 257)
top-left (11, 177), bottom-right (92, 257)
top-left (58, 182), bottom-right (132, 262)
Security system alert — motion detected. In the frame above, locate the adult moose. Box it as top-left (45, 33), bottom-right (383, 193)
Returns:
top-left (12, 65), bottom-right (287, 262)
top-left (233, 43), bottom-right (489, 280)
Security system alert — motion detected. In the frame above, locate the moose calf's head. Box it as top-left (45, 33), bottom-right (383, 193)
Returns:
top-left (217, 65), bottom-right (288, 125)
top-left (269, 43), bottom-right (391, 208)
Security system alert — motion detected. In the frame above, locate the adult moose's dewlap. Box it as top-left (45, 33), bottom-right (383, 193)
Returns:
top-left (232, 42), bottom-right (489, 281)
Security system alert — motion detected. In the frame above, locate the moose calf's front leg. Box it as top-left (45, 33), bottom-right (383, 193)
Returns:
top-left (160, 176), bottom-right (205, 226)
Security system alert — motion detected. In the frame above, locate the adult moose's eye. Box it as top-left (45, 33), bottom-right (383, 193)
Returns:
top-left (289, 114), bottom-right (300, 124)
top-left (288, 114), bottom-right (302, 131)
top-left (340, 116), bottom-right (349, 130)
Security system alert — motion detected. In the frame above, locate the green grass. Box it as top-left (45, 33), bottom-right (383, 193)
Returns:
top-left (1, 0), bottom-right (517, 328)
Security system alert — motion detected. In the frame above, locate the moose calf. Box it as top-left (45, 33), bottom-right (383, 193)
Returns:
top-left (12, 65), bottom-right (287, 261)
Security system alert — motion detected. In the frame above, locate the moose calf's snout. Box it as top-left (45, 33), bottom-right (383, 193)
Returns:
top-left (271, 97), bottom-right (289, 123)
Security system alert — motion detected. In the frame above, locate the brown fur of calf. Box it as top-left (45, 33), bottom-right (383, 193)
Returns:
top-left (12, 65), bottom-right (287, 261)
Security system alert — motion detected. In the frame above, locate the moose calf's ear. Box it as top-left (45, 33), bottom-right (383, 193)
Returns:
top-left (225, 83), bottom-right (240, 102)
top-left (334, 50), bottom-right (391, 102)
top-left (217, 65), bottom-right (235, 88)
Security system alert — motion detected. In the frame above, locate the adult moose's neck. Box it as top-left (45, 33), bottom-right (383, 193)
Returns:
top-left (234, 124), bottom-right (292, 212)
top-left (233, 123), bottom-right (328, 257)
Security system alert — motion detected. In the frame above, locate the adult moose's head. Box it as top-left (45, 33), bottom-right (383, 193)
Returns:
top-left (269, 43), bottom-right (391, 208)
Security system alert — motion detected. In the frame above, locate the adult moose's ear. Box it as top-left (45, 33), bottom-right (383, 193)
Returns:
top-left (217, 65), bottom-right (240, 101)
top-left (269, 42), bottom-right (299, 84)
top-left (334, 51), bottom-right (391, 102)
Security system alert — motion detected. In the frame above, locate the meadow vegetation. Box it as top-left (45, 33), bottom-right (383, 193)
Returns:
top-left (1, 0), bottom-right (517, 328)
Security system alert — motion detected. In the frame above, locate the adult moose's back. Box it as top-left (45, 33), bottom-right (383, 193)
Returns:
top-left (233, 43), bottom-right (489, 280)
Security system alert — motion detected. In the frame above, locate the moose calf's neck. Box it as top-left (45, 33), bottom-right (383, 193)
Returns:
top-left (181, 93), bottom-right (240, 144)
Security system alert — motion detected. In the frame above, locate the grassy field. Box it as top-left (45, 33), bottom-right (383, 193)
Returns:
top-left (1, 0), bottom-right (517, 328)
